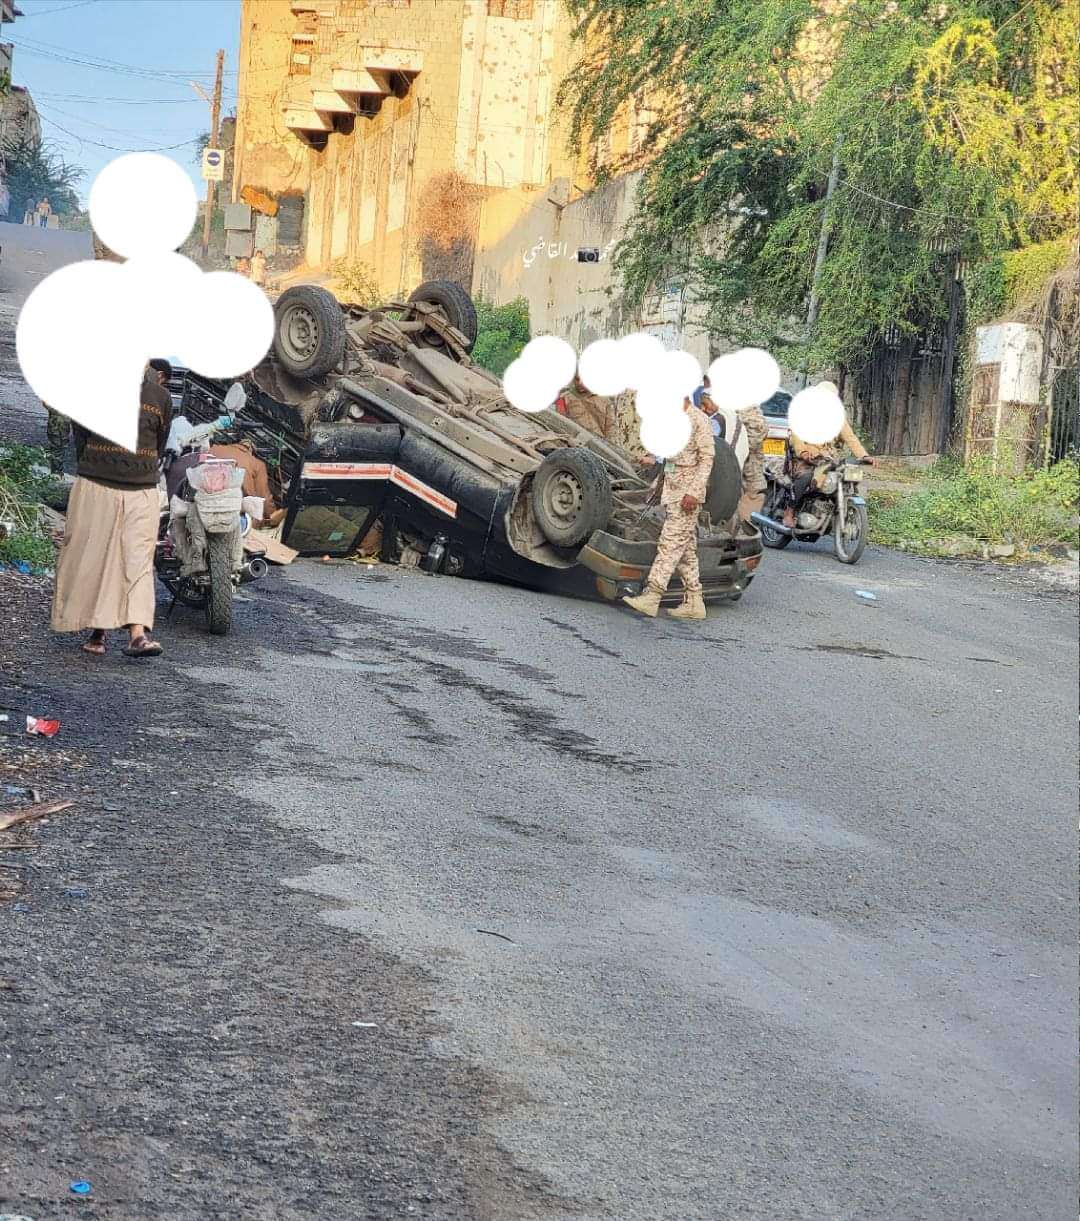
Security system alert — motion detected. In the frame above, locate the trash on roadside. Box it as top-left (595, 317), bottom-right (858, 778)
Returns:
top-left (26, 717), bottom-right (60, 738)
top-left (854, 590), bottom-right (877, 602)
top-left (351, 1021), bottom-right (378, 1028)
top-left (2, 784), bottom-right (39, 801)
top-left (0, 715), bottom-right (8, 722)
top-left (69, 1181), bottom-right (92, 1196)
top-left (11, 903), bottom-right (30, 913)
top-left (62, 886), bottom-right (89, 899)
top-left (0, 799), bottom-right (76, 833)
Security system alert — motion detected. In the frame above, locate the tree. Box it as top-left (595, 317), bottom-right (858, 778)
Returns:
top-left (1, 135), bottom-right (83, 224)
top-left (559, 0), bottom-right (1078, 371)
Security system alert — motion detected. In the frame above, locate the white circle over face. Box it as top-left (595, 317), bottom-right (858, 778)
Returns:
top-left (89, 152), bottom-right (198, 259)
top-left (617, 331), bottom-right (666, 391)
top-left (788, 385), bottom-right (845, 445)
top-left (123, 251), bottom-right (203, 356)
top-left (502, 357), bottom-right (555, 413)
top-left (646, 349), bottom-right (702, 399)
top-left (578, 339), bottom-right (627, 397)
top-left (521, 335), bottom-right (577, 388)
top-left (640, 407), bottom-right (692, 459)
top-left (708, 347), bottom-right (781, 410)
top-left (17, 259), bottom-right (147, 451)
top-left (177, 271), bottom-right (274, 379)
top-left (635, 381), bottom-right (684, 419)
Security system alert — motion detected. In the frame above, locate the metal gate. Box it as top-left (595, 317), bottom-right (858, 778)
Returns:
top-left (1047, 365), bottom-right (1079, 462)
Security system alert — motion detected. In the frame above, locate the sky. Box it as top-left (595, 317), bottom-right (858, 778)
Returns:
top-left (8, 0), bottom-right (241, 201)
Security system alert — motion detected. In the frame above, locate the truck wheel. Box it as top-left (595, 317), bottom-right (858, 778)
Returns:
top-left (407, 280), bottom-right (478, 351)
top-left (273, 285), bottom-right (347, 379)
top-left (532, 447), bottom-right (613, 549)
top-left (205, 534), bottom-right (234, 636)
top-left (704, 438), bottom-right (741, 525)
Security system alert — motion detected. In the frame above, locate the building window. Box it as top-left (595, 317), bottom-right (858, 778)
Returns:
top-left (488, 0), bottom-right (533, 18)
top-left (290, 33), bottom-right (314, 76)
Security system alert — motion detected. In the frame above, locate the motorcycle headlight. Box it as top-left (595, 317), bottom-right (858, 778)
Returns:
top-left (821, 472), bottom-right (838, 495)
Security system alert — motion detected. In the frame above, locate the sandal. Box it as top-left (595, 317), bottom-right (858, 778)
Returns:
top-left (81, 631), bottom-right (106, 656)
top-left (123, 634), bottom-right (163, 658)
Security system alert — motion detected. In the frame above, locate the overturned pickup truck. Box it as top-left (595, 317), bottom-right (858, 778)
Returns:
top-left (176, 280), bottom-right (763, 605)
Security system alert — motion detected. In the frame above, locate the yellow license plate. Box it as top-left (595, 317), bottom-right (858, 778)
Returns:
top-left (763, 438), bottom-right (785, 455)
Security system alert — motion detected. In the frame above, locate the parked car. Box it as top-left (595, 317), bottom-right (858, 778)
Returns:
top-left (761, 389), bottom-right (792, 461)
top-left (173, 281), bottom-right (764, 606)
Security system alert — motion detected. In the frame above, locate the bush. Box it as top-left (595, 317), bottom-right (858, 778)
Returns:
top-left (870, 458), bottom-right (1079, 553)
top-left (471, 296), bottom-right (530, 377)
top-left (0, 444), bottom-right (58, 569)
top-left (329, 259), bottom-right (381, 307)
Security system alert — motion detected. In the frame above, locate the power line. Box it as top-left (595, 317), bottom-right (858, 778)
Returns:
top-left (38, 111), bottom-right (199, 153)
top-left (34, 91), bottom-right (203, 104)
top-left (37, 100), bottom-right (193, 142)
top-left (17, 0), bottom-right (98, 15)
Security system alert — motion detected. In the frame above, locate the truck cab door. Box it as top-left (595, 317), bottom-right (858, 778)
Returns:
top-left (282, 421), bottom-right (403, 556)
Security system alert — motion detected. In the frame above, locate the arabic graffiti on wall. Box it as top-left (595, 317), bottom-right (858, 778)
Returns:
top-left (521, 237), bottom-right (619, 269)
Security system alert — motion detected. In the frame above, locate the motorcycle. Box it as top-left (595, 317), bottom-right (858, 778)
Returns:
top-left (155, 382), bottom-right (269, 635)
top-left (752, 451), bottom-right (872, 565)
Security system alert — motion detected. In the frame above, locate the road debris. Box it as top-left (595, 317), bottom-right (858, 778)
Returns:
top-left (0, 799), bottom-right (76, 833)
top-left (62, 886), bottom-right (89, 899)
top-left (351, 1021), bottom-right (378, 1028)
top-left (3, 784), bottom-right (40, 801)
top-left (69, 1181), bottom-right (92, 1196)
top-left (854, 590), bottom-right (877, 601)
top-left (476, 928), bottom-right (516, 944)
top-left (26, 716), bottom-right (60, 738)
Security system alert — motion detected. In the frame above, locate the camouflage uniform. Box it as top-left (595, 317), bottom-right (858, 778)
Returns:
top-left (558, 387), bottom-right (618, 443)
top-left (644, 406), bottom-right (715, 595)
top-left (45, 405), bottom-right (70, 475)
top-left (736, 403), bottom-right (769, 523)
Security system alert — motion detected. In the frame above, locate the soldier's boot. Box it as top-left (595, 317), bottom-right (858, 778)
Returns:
top-left (667, 590), bottom-right (706, 620)
top-left (622, 585), bottom-right (662, 618)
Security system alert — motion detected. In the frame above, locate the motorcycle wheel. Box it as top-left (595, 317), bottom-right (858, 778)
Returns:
top-left (205, 534), bottom-right (234, 635)
top-left (760, 484), bottom-right (792, 550)
top-left (834, 501), bottom-right (868, 565)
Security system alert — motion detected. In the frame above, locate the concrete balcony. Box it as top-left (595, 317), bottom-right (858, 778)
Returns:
top-left (282, 104), bottom-right (332, 134)
top-left (281, 45), bottom-right (422, 137)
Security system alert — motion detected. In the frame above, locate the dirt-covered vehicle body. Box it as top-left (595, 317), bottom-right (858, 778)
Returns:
top-left (175, 282), bottom-right (763, 605)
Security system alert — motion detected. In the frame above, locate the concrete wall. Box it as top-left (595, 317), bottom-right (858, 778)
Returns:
top-left (473, 169), bottom-right (716, 364)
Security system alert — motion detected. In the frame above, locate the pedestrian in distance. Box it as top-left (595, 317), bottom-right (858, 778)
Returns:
top-left (623, 397), bottom-right (714, 621)
top-left (50, 361), bottom-right (174, 657)
top-left (36, 197), bottom-right (51, 228)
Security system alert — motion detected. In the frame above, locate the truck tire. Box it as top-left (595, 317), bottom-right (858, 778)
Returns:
top-left (205, 533), bottom-right (234, 636)
top-left (407, 280), bottom-right (478, 351)
top-left (704, 438), bottom-right (742, 525)
top-left (273, 285), bottom-right (347, 379)
top-left (532, 447), bottom-right (612, 549)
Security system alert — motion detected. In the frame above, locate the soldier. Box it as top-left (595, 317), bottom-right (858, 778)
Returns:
top-left (555, 375), bottom-right (618, 444)
top-left (44, 403), bottom-right (70, 476)
top-left (735, 400), bottom-right (769, 524)
top-left (623, 398), bottom-right (714, 621)
top-left (783, 381), bottom-right (874, 527)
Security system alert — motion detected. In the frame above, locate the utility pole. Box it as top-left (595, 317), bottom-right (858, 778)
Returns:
top-left (200, 49), bottom-right (225, 262)
top-left (796, 135), bottom-right (842, 389)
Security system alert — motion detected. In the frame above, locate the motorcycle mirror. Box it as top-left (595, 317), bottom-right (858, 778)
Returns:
top-left (224, 383), bottom-right (247, 414)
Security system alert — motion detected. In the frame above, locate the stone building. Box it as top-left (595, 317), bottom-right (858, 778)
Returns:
top-left (231, 0), bottom-right (715, 358)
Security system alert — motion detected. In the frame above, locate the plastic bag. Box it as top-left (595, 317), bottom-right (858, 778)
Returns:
top-left (241, 496), bottom-right (265, 521)
top-left (187, 460), bottom-right (244, 494)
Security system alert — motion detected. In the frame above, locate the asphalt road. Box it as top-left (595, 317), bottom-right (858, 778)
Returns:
top-left (176, 543), bottom-right (1073, 1220)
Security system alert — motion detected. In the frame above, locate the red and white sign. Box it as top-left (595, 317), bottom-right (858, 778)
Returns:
top-left (301, 461), bottom-right (458, 519)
